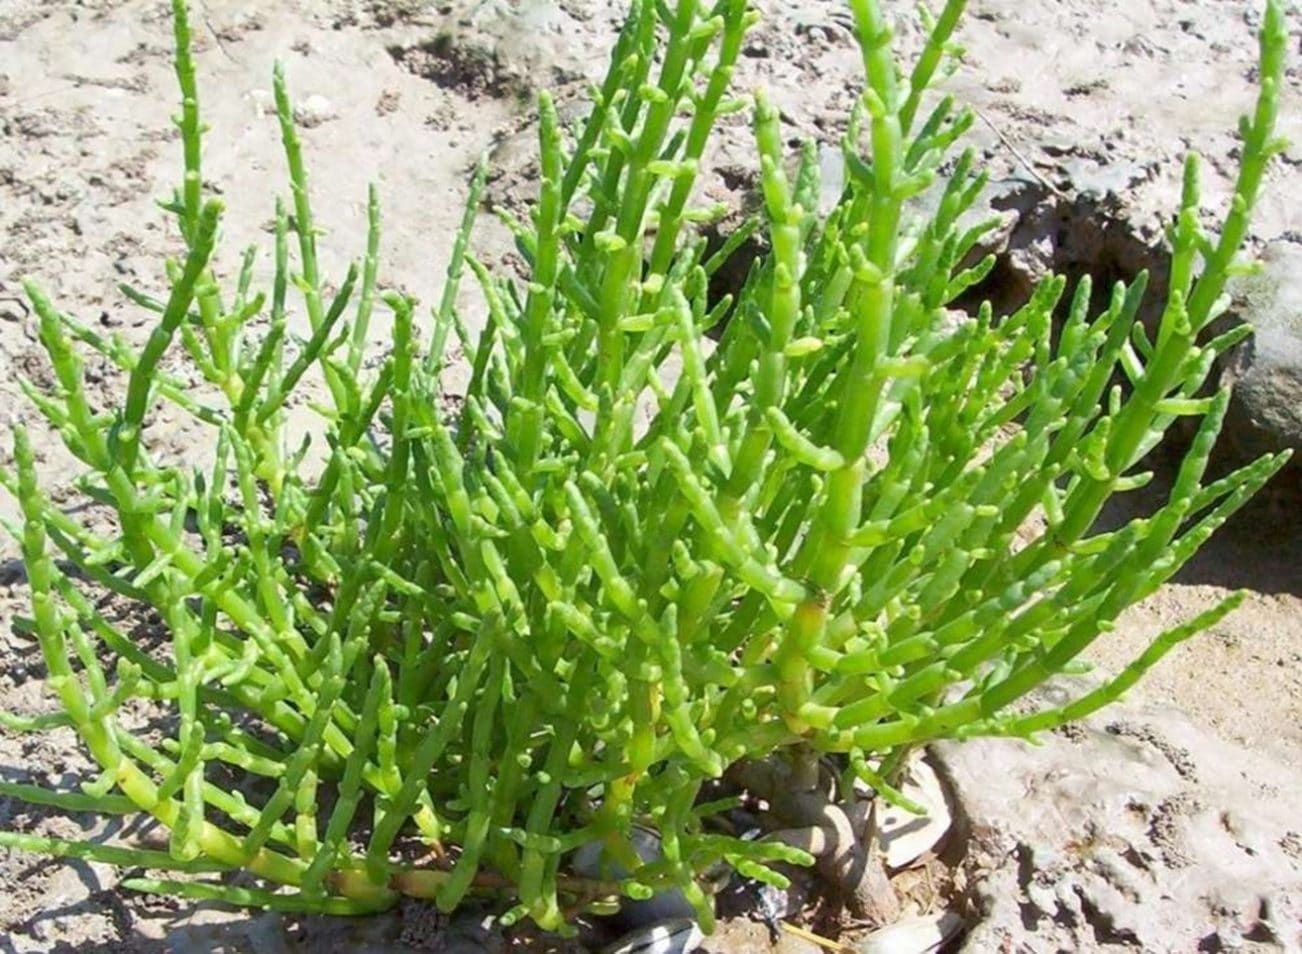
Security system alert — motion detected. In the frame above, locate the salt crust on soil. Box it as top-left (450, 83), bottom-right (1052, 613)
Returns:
top-left (0, 0), bottom-right (1300, 950)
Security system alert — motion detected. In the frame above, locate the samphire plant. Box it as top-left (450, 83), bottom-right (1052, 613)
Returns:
top-left (0, 0), bottom-right (1289, 934)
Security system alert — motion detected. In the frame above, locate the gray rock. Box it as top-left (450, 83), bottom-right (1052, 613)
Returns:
top-left (1223, 240), bottom-right (1302, 463)
top-left (932, 680), bottom-right (1302, 954)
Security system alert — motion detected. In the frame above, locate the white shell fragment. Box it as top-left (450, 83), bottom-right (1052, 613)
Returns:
top-left (876, 760), bottom-right (952, 870)
top-left (603, 918), bottom-right (705, 954)
top-left (853, 911), bottom-right (964, 954)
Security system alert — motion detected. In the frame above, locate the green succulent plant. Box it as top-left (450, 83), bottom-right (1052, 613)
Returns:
top-left (0, 0), bottom-right (1289, 934)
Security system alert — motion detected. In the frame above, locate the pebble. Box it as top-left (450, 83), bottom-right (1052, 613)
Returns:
top-left (603, 918), bottom-right (704, 954)
top-left (853, 911), bottom-right (964, 954)
top-left (294, 94), bottom-right (337, 128)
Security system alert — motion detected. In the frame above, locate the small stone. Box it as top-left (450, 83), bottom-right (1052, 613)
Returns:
top-left (294, 94), bottom-right (337, 129)
top-left (603, 918), bottom-right (704, 954)
top-left (852, 911), bottom-right (964, 954)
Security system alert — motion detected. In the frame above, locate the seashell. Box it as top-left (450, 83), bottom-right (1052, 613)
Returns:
top-left (875, 760), bottom-right (952, 870)
top-left (853, 911), bottom-right (964, 954)
top-left (603, 918), bottom-right (704, 954)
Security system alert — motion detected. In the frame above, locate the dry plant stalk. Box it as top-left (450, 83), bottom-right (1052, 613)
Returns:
top-left (0, 0), bottom-right (1289, 933)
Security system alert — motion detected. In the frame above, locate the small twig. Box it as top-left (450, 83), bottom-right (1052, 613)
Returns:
top-left (780, 922), bottom-right (857, 954)
top-left (199, 2), bottom-right (239, 63)
top-left (973, 105), bottom-right (1069, 200)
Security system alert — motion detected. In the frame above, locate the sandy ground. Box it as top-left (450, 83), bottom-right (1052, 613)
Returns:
top-left (0, 0), bottom-right (1299, 950)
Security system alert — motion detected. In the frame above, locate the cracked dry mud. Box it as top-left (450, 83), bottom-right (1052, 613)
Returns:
top-left (1, 1), bottom-right (1300, 951)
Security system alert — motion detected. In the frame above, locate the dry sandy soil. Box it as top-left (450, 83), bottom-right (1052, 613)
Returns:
top-left (0, 0), bottom-right (1299, 951)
